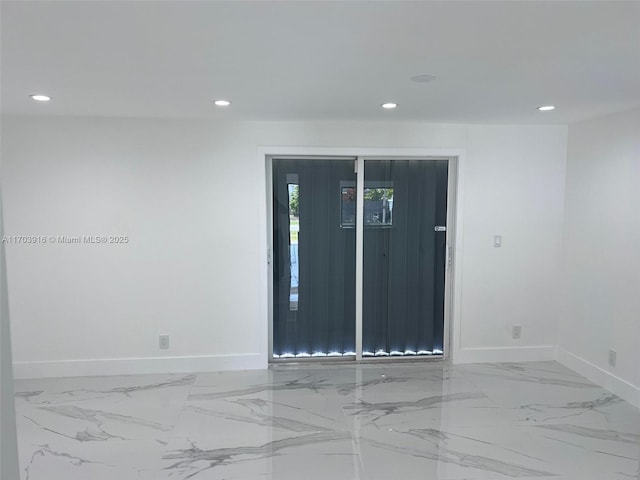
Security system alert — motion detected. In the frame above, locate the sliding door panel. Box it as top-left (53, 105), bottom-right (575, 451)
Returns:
top-left (272, 159), bottom-right (356, 358)
top-left (362, 159), bottom-right (448, 357)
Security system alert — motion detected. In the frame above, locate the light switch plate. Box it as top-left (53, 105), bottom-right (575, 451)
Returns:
top-left (494, 235), bottom-right (502, 248)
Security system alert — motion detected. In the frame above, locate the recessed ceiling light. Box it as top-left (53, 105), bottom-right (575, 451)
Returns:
top-left (381, 103), bottom-right (397, 109)
top-left (411, 74), bottom-right (437, 83)
top-left (213, 100), bottom-right (231, 107)
top-left (537, 105), bottom-right (555, 111)
top-left (30, 94), bottom-right (51, 102)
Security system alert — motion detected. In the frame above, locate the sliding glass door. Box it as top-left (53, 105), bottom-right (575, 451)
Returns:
top-left (272, 158), bottom-right (357, 358)
top-left (362, 159), bottom-right (448, 357)
top-left (271, 157), bottom-right (450, 361)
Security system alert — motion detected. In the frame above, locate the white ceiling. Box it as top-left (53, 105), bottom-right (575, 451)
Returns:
top-left (2, 1), bottom-right (639, 124)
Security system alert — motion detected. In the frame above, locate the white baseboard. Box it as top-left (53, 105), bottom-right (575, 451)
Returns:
top-left (13, 353), bottom-right (267, 379)
top-left (453, 345), bottom-right (556, 364)
top-left (556, 347), bottom-right (640, 409)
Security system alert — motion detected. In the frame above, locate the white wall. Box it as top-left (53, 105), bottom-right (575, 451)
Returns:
top-left (457, 126), bottom-right (567, 362)
top-left (558, 107), bottom-right (640, 408)
top-left (1, 184), bottom-right (20, 478)
top-left (1, 116), bottom-right (567, 377)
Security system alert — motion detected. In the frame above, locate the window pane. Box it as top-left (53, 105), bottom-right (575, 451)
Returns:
top-left (287, 184), bottom-right (299, 311)
top-left (364, 186), bottom-right (393, 226)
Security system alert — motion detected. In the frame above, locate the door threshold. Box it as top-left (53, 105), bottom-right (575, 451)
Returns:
top-left (270, 355), bottom-right (356, 365)
top-left (269, 354), bottom-right (445, 367)
top-left (358, 355), bottom-right (444, 363)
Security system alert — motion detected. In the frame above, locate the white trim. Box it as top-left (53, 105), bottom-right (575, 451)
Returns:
top-left (256, 152), bottom-right (271, 368)
top-left (453, 345), bottom-right (556, 364)
top-left (265, 156), bottom-right (274, 361)
top-left (450, 151), bottom-right (466, 364)
top-left (13, 353), bottom-right (265, 379)
top-left (259, 147), bottom-right (465, 158)
top-left (355, 156), bottom-right (365, 360)
top-left (443, 157), bottom-right (458, 360)
top-left (557, 347), bottom-right (640, 409)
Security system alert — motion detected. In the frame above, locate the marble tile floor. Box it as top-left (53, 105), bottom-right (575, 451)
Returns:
top-left (13, 361), bottom-right (640, 480)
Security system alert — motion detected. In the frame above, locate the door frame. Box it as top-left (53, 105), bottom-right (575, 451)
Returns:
top-left (259, 147), bottom-right (465, 365)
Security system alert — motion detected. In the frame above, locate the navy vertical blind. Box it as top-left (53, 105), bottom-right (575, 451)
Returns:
top-left (272, 158), bottom-right (448, 359)
top-left (272, 159), bottom-right (356, 357)
top-left (362, 159), bottom-right (448, 356)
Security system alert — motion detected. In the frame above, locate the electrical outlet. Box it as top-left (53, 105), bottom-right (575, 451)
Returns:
top-left (159, 334), bottom-right (170, 350)
top-left (512, 325), bottom-right (522, 340)
top-left (608, 349), bottom-right (617, 367)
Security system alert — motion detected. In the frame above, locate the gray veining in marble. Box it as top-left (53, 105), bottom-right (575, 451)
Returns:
top-left (533, 423), bottom-right (640, 444)
top-left (14, 362), bottom-right (640, 480)
top-left (164, 430), bottom-right (354, 478)
top-left (362, 435), bottom-right (555, 477)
